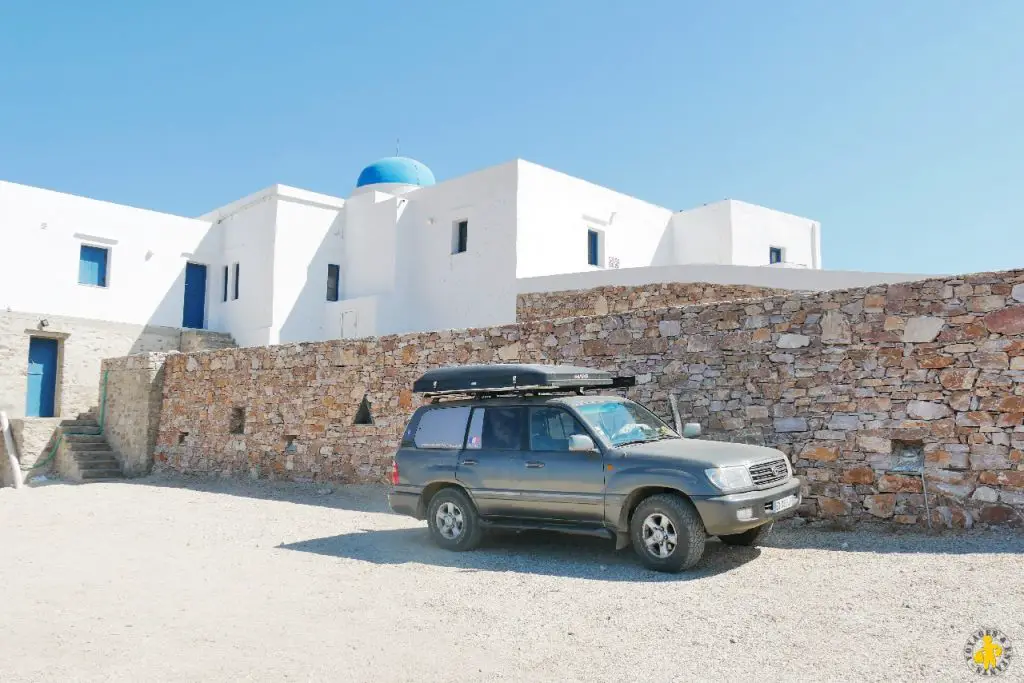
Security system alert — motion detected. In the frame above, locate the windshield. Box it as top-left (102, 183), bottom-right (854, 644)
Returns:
top-left (574, 399), bottom-right (679, 447)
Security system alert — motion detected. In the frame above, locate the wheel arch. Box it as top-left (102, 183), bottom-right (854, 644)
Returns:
top-left (618, 486), bottom-right (695, 531)
top-left (417, 481), bottom-right (473, 519)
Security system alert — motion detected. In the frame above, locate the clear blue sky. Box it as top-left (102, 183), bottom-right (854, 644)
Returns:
top-left (1, 1), bottom-right (1021, 274)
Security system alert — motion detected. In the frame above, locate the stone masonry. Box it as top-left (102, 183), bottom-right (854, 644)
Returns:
top-left (101, 353), bottom-right (169, 476)
top-left (140, 269), bottom-right (1024, 528)
top-left (516, 282), bottom-right (792, 322)
top-left (0, 309), bottom-right (236, 420)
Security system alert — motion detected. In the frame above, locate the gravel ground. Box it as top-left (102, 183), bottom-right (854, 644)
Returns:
top-left (1, 474), bottom-right (1022, 683)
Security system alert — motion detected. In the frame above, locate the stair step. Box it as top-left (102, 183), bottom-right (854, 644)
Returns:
top-left (65, 433), bottom-right (106, 443)
top-left (75, 452), bottom-right (119, 464)
top-left (61, 423), bottom-right (101, 434)
top-left (77, 456), bottom-right (119, 466)
top-left (69, 442), bottom-right (112, 452)
top-left (80, 469), bottom-right (123, 480)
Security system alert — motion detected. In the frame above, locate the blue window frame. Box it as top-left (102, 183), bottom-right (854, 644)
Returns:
top-left (222, 265), bottom-right (229, 302)
top-left (769, 247), bottom-right (783, 264)
top-left (79, 245), bottom-right (109, 287)
top-left (232, 263), bottom-right (240, 300)
top-left (587, 229), bottom-right (600, 267)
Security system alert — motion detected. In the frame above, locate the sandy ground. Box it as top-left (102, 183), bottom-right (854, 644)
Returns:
top-left (1, 474), bottom-right (1022, 683)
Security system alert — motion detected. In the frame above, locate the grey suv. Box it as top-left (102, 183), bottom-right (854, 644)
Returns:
top-left (388, 364), bottom-right (801, 572)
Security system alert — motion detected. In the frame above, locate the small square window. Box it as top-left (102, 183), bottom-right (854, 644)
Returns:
top-left (587, 229), bottom-right (602, 267)
top-left (232, 263), bottom-right (240, 300)
top-left (79, 245), bottom-right (109, 287)
top-left (452, 220), bottom-right (468, 254)
top-left (222, 266), bottom-right (229, 302)
top-left (769, 247), bottom-right (784, 264)
top-left (327, 264), bottom-right (340, 301)
top-left (229, 407), bottom-right (245, 434)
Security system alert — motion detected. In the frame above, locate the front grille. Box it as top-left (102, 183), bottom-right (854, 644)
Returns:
top-left (749, 458), bottom-right (789, 488)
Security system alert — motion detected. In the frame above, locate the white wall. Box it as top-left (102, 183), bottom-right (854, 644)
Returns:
top-left (269, 188), bottom-right (344, 344)
top-left (517, 262), bottom-right (941, 296)
top-left (375, 161), bottom-right (521, 335)
top-left (727, 200), bottom-right (821, 268)
top-left (515, 161), bottom-right (675, 278)
top-left (0, 180), bottom-right (215, 328)
top-left (210, 192), bottom-right (278, 347)
top-left (669, 201), bottom-right (734, 265)
top-left (342, 191), bottom-right (400, 300)
top-left (330, 296), bottom-right (379, 339)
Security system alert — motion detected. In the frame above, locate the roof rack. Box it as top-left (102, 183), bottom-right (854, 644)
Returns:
top-left (412, 364), bottom-right (614, 398)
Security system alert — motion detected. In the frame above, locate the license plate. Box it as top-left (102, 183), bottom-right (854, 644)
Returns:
top-left (772, 495), bottom-right (798, 513)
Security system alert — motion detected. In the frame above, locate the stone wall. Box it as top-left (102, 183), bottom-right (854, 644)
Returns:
top-left (4, 418), bottom-right (62, 482)
top-left (0, 310), bottom-right (186, 419)
top-left (0, 309), bottom-right (237, 421)
top-left (146, 269), bottom-right (1024, 528)
top-left (101, 353), bottom-right (169, 476)
top-left (516, 282), bottom-right (791, 322)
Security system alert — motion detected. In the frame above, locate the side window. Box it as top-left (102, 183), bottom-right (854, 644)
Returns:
top-left (413, 407), bottom-right (470, 449)
top-left (529, 407), bottom-right (588, 452)
top-left (466, 407), bottom-right (525, 451)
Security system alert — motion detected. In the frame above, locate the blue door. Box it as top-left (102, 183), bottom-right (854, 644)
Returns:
top-left (182, 262), bottom-right (207, 329)
top-left (26, 337), bottom-right (59, 418)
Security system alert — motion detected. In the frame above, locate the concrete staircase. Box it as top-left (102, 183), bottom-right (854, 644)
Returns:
top-left (59, 414), bottom-right (124, 481)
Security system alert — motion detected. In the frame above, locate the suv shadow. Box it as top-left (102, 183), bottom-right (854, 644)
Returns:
top-left (278, 527), bottom-right (760, 582)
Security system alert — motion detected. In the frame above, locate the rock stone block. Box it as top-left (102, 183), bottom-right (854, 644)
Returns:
top-left (901, 316), bottom-right (944, 343)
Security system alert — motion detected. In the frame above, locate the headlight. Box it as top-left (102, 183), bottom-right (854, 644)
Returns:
top-left (705, 465), bottom-right (754, 492)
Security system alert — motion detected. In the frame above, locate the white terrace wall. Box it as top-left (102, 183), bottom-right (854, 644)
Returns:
top-left (130, 269), bottom-right (1024, 529)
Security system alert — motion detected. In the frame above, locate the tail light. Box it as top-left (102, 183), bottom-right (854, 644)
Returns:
top-left (391, 460), bottom-right (399, 486)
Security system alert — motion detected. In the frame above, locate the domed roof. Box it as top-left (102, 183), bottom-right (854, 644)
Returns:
top-left (355, 157), bottom-right (435, 188)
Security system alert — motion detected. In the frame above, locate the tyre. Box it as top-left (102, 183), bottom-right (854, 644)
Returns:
top-left (630, 493), bottom-right (706, 572)
top-left (719, 522), bottom-right (773, 547)
top-left (426, 487), bottom-right (483, 551)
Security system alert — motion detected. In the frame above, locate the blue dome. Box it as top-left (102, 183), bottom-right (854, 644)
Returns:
top-left (355, 157), bottom-right (435, 188)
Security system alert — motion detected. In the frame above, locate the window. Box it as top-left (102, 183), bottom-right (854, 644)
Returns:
top-left (414, 406), bottom-right (471, 449)
top-left (587, 229), bottom-right (601, 267)
top-left (229, 407), bottom-right (245, 434)
top-left (769, 247), bottom-right (784, 264)
top-left (575, 399), bottom-right (678, 447)
top-left (327, 264), bottom-right (340, 302)
top-left (529, 407), bottom-right (588, 452)
top-left (232, 263), bottom-right (240, 300)
top-left (222, 266), bottom-right (229, 302)
top-left (452, 220), bottom-right (468, 254)
top-left (353, 394), bottom-right (373, 425)
top-left (466, 407), bottom-right (525, 451)
top-left (79, 245), bottom-right (109, 287)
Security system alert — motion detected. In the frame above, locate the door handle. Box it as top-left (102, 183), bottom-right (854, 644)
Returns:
top-left (525, 461), bottom-right (545, 468)
top-left (461, 459), bottom-right (478, 466)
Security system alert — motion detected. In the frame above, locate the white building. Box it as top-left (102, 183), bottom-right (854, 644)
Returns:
top-left (0, 157), bottom-right (929, 419)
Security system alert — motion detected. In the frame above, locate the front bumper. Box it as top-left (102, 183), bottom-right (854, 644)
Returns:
top-left (692, 477), bottom-right (802, 536)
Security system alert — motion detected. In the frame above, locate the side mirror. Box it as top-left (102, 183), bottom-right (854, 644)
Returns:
top-left (568, 434), bottom-right (597, 452)
top-left (682, 423), bottom-right (702, 438)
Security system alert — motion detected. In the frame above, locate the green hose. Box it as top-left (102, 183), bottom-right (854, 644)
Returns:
top-left (21, 370), bottom-right (108, 472)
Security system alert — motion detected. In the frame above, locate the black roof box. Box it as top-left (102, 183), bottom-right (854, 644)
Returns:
top-left (412, 364), bottom-right (613, 395)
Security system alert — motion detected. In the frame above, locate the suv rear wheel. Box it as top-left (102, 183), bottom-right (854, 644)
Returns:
top-left (719, 522), bottom-right (773, 547)
top-left (426, 487), bottom-right (483, 551)
top-left (630, 493), bottom-right (706, 572)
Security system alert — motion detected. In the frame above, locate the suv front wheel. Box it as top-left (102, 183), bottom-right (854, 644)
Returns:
top-left (426, 487), bottom-right (483, 551)
top-left (630, 493), bottom-right (706, 572)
